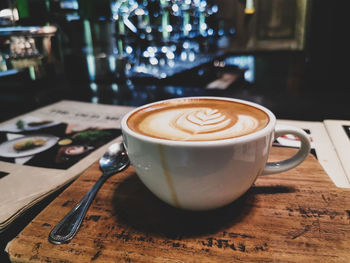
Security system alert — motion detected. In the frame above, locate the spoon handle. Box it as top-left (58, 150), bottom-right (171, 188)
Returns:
top-left (48, 174), bottom-right (107, 244)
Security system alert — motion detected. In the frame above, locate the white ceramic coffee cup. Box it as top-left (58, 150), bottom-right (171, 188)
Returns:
top-left (121, 97), bottom-right (311, 210)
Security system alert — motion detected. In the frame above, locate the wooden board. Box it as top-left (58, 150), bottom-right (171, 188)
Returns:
top-left (7, 147), bottom-right (350, 262)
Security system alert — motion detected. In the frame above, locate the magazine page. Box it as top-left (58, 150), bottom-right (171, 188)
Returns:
top-left (276, 119), bottom-right (350, 188)
top-left (0, 100), bottom-right (134, 232)
top-left (324, 120), bottom-right (350, 184)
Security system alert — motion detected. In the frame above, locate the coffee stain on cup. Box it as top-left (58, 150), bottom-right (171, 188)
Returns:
top-left (158, 144), bottom-right (180, 208)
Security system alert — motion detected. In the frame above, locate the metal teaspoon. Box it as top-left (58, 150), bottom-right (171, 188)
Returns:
top-left (48, 142), bottom-right (130, 244)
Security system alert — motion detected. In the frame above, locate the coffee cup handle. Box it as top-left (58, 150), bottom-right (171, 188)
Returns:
top-left (262, 124), bottom-right (311, 175)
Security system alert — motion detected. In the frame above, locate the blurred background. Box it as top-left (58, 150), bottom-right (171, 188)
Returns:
top-left (0, 0), bottom-right (347, 122)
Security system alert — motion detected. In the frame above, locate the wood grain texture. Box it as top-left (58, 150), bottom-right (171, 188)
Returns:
top-left (7, 147), bottom-right (350, 263)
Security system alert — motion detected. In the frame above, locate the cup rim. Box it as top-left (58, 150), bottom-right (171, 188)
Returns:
top-left (121, 96), bottom-right (276, 146)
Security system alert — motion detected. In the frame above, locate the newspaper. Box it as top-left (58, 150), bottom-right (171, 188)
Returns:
top-left (0, 100), bottom-right (134, 232)
top-left (324, 120), bottom-right (350, 184)
top-left (276, 119), bottom-right (350, 188)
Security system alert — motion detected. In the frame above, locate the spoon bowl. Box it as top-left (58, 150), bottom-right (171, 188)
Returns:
top-left (99, 142), bottom-right (129, 175)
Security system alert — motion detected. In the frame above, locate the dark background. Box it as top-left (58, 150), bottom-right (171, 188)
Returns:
top-left (0, 1), bottom-right (348, 123)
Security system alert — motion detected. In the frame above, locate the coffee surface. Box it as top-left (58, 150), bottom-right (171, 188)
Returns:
top-left (127, 98), bottom-right (269, 141)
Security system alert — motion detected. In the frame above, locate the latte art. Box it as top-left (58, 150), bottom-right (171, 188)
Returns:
top-left (173, 108), bottom-right (235, 135)
top-left (127, 98), bottom-right (269, 141)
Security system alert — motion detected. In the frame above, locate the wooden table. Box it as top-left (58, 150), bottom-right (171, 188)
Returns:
top-left (7, 147), bottom-right (350, 262)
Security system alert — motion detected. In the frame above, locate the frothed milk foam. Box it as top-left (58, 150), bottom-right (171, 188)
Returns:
top-left (127, 98), bottom-right (269, 141)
